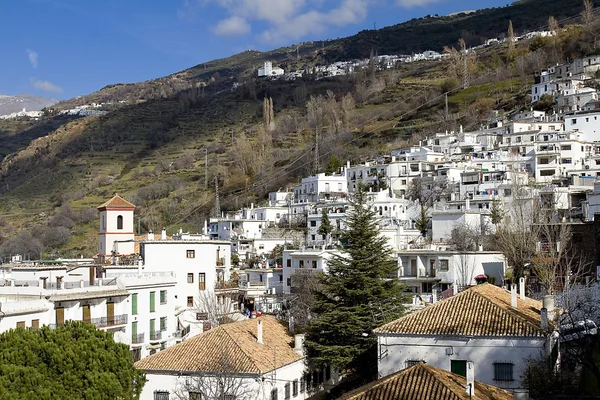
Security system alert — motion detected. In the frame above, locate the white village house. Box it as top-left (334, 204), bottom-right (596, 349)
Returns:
top-left (135, 316), bottom-right (338, 400)
top-left (375, 283), bottom-right (553, 391)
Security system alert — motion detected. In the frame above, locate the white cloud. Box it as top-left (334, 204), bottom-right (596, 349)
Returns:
top-left (26, 49), bottom-right (38, 69)
top-left (396, 0), bottom-right (445, 8)
top-left (194, 0), bottom-right (371, 43)
top-left (30, 78), bottom-right (63, 93)
top-left (212, 15), bottom-right (251, 36)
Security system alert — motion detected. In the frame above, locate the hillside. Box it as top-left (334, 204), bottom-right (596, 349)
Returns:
top-left (52, 0), bottom-right (592, 112)
top-left (0, 0), bottom-right (596, 259)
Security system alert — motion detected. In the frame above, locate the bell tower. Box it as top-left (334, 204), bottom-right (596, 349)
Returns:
top-left (98, 194), bottom-right (135, 259)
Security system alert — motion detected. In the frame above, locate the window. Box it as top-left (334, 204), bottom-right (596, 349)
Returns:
top-left (310, 220), bottom-right (316, 227)
top-left (451, 360), bottom-right (467, 377)
top-left (299, 260), bottom-right (304, 268)
top-left (16, 321), bottom-right (25, 329)
top-left (189, 393), bottom-right (202, 400)
top-left (292, 379), bottom-right (299, 396)
top-left (132, 293), bottom-right (138, 315)
top-left (561, 158), bottom-right (572, 164)
top-left (150, 291), bottom-right (156, 312)
top-left (504, 188), bottom-right (512, 197)
top-left (270, 388), bottom-right (278, 400)
top-left (197, 272), bottom-right (206, 290)
top-left (287, 278), bottom-right (291, 287)
top-left (160, 317), bottom-right (167, 331)
top-left (117, 215), bottom-right (123, 230)
top-left (285, 383), bottom-right (291, 400)
top-left (187, 273), bottom-right (194, 283)
top-left (561, 145), bottom-right (572, 151)
top-left (286, 259), bottom-right (291, 268)
top-left (160, 290), bottom-right (167, 304)
top-left (493, 362), bottom-right (514, 381)
top-left (300, 376), bottom-right (306, 393)
top-left (540, 169), bottom-right (555, 176)
top-left (440, 260), bottom-right (449, 271)
top-left (187, 296), bottom-right (194, 307)
top-left (572, 118), bottom-right (577, 124)
top-left (154, 391), bottom-right (169, 400)
top-left (538, 158), bottom-right (549, 165)
top-left (406, 359), bottom-right (423, 368)
top-left (31, 319), bottom-right (39, 330)
top-left (312, 260), bottom-right (317, 269)
top-left (186, 250), bottom-right (195, 258)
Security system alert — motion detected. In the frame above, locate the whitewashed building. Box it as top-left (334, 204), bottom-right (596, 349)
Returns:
top-left (136, 316), bottom-right (337, 400)
top-left (375, 283), bottom-right (551, 391)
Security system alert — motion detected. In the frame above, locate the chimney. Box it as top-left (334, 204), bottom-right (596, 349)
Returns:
top-left (294, 334), bottom-right (305, 355)
top-left (147, 231), bottom-right (154, 241)
top-left (161, 228), bottom-right (167, 240)
top-left (465, 361), bottom-right (474, 396)
top-left (257, 320), bottom-right (263, 344)
top-left (511, 283), bottom-right (518, 308)
top-left (519, 277), bottom-right (526, 300)
top-left (540, 307), bottom-right (548, 330)
top-left (543, 295), bottom-right (555, 321)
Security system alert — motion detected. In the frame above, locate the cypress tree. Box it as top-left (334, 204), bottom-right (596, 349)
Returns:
top-left (304, 186), bottom-right (406, 381)
top-left (317, 208), bottom-right (333, 243)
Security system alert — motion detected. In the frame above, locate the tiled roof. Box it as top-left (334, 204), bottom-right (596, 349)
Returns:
top-left (375, 283), bottom-right (544, 337)
top-left (338, 363), bottom-right (513, 400)
top-left (97, 194), bottom-right (136, 210)
top-left (49, 288), bottom-right (129, 302)
top-left (135, 316), bottom-right (302, 374)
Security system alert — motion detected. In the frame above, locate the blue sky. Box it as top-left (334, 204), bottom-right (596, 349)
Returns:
top-left (0, 0), bottom-right (511, 100)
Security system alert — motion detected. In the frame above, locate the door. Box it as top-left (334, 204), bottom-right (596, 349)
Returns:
top-left (89, 267), bottom-right (95, 286)
top-left (451, 360), bottom-right (467, 377)
top-left (430, 260), bottom-right (436, 278)
top-left (107, 302), bottom-right (114, 325)
top-left (83, 305), bottom-right (91, 324)
top-left (55, 308), bottom-right (65, 327)
top-left (410, 259), bottom-right (417, 277)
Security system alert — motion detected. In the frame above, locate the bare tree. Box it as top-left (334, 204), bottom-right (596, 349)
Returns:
top-left (173, 351), bottom-right (258, 400)
top-left (455, 254), bottom-right (477, 291)
top-left (449, 220), bottom-right (493, 251)
top-left (284, 269), bottom-right (321, 331)
top-left (194, 290), bottom-right (237, 329)
top-left (408, 176), bottom-right (450, 239)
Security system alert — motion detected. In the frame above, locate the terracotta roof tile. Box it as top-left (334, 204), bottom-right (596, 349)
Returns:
top-left (97, 194), bottom-right (136, 210)
top-left (135, 316), bottom-right (302, 374)
top-left (375, 283), bottom-right (544, 337)
top-left (339, 363), bottom-right (514, 400)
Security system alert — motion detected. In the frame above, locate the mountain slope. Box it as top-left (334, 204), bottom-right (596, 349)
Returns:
top-left (0, 94), bottom-right (57, 116)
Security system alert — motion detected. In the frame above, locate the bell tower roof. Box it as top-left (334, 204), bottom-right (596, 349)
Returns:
top-left (97, 194), bottom-right (136, 211)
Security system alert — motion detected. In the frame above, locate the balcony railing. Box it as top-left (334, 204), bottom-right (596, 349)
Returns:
top-left (175, 325), bottom-right (191, 339)
top-left (132, 333), bottom-right (145, 344)
top-left (150, 331), bottom-right (162, 341)
top-left (91, 314), bottom-right (128, 328)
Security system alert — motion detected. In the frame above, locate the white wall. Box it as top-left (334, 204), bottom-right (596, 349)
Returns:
top-left (377, 335), bottom-right (545, 390)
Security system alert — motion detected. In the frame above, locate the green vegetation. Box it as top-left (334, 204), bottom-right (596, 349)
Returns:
top-left (0, 321), bottom-right (144, 399)
top-left (304, 186), bottom-right (406, 381)
top-left (0, 0), bottom-right (597, 258)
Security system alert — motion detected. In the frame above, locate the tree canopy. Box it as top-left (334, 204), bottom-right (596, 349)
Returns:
top-left (0, 321), bottom-right (144, 400)
top-left (304, 186), bottom-right (406, 381)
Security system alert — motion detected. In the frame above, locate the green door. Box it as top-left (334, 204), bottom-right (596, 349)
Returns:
top-left (451, 360), bottom-right (467, 377)
top-left (150, 318), bottom-right (155, 334)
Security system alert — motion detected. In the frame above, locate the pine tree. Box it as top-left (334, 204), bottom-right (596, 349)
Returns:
top-left (317, 208), bottom-right (333, 243)
top-left (415, 204), bottom-right (430, 238)
top-left (304, 186), bottom-right (406, 381)
top-left (490, 198), bottom-right (504, 226)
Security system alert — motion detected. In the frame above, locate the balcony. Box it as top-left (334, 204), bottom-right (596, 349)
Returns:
top-left (149, 331), bottom-right (162, 342)
top-left (132, 333), bottom-right (145, 344)
top-left (175, 325), bottom-right (191, 339)
top-left (91, 314), bottom-right (128, 328)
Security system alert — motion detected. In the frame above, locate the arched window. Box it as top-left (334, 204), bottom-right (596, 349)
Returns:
top-left (117, 215), bottom-right (123, 230)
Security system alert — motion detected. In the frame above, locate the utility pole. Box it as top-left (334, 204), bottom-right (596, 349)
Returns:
top-left (214, 176), bottom-right (221, 217)
top-left (204, 148), bottom-right (208, 188)
top-left (314, 128), bottom-right (320, 175)
top-left (445, 93), bottom-right (449, 121)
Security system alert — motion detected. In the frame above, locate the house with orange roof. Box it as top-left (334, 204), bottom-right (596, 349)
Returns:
top-left (135, 315), bottom-right (338, 400)
top-left (338, 362), bottom-right (514, 400)
top-left (374, 283), bottom-right (556, 392)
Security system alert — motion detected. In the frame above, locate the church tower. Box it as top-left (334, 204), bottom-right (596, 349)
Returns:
top-left (98, 194), bottom-right (135, 259)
